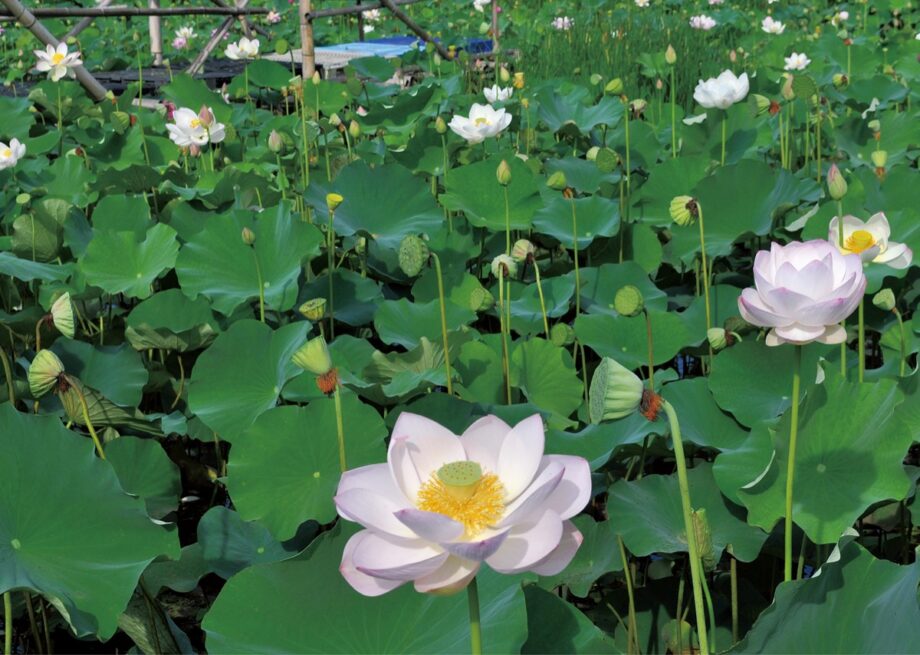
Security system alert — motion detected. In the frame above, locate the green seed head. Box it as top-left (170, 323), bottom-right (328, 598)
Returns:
top-left (437, 460), bottom-right (483, 488)
top-left (614, 285), bottom-right (644, 318)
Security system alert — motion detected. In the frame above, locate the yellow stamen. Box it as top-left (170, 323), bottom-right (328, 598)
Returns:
top-left (417, 466), bottom-right (504, 538)
top-left (474, 117), bottom-right (491, 126)
top-left (51, 53), bottom-right (65, 65)
top-left (844, 229), bottom-right (876, 254)
top-left (190, 118), bottom-right (202, 129)
top-left (1, 149), bottom-right (10, 158)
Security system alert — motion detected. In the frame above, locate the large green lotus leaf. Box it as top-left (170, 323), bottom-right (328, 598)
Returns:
top-left (546, 414), bottom-right (658, 470)
top-left (575, 263), bottom-right (668, 315)
top-left (0, 252), bottom-right (73, 282)
top-left (58, 378), bottom-right (163, 436)
top-left (227, 395), bottom-right (386, 540)
top-left (661, 378), bottom-right (748, 450)
top-left (203, 523), bottom-right (530, 654)
top-left (575, 310), bottom-right (690, 370)
top-left (521, 584), bottom-right (617, 654)
top-left (307, 161), bottom-right (443, 248)
top-left (608, 463), bottom-right (768, 562)
top-left (196, 507), bottom-right (294, 579)
top-left (300, 269), bottom-right (382, 327)
top-left (532, 195), bottom-right (621, 248)
top-left (176, 204), bottom-right (323, 316)
top-left (12, 208), bottom-right (63, 262)
top-left (125, 289), bottom-right (220, 352)
top-left (738, 374), bottom-right (913, 544)
top-left (161, 74), bottom-right (232, 124)
top-left (440, 155), bottom-right (541, 232)
top-left (361, 337), bottom-right (449, 402)
top-left (625, 222), bottom-right (664, 274)
top-left (80, 223), bottom-right (178, 299)
top-left (90, 194), bottom-right (151, 237)
top-left (731, 539), bottom-right (920, 654)
top-left (678, 284), bottom-right (743, 346)
top-left (545, 157), bottom-right (619, 195)
top-left (43, 154), bottom-right (98, 208)
top-left (510, 338), bottom-right (583, 419)
top-left (535, 88), bottom-right (624, 133)
top-left (51, 340), bottom-right (148, 408)
top-left (633, 155), bottom-right (711, 226)
top-left (708, 340), bottom-right (826, 428)
top-left (508, 276), bottom-right (576, 336)
top-left (712, 423), bottom-right (775, 506)
top-left (455, 337), bottom-right (505, 406)
top-left (106, 436), bottom-right (181, 519)
top-left (245, 59), bottom-right (292, 90)
top-left (374, 298), bottom-right (476, 349)
top-left (188, 320), bottom-right (309, 440)
top-left (0, 406), bottom-right (178, 640)
top-left (538, 516), bottom-right (623, 598)
top-left (0, 95), bottom-right (35, 140)
top-left (667, 160), bottom-right (820, 264)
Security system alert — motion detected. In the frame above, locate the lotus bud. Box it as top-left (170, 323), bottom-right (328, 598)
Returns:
top-left (707, 327), bottom-right (728, 352)
top-left (780, 74), bottom-right (795, 101)
top-left (241, 227), bottom-right (256, 246)
top-left (669, 196), bottom-right (698, 227)
top-left (469, 286), bottom-right (495, 312)
top-left (189, 144), bottom-right (201, 158)
top-left (491, 254), bottom-right (517, 278)
top-left (588, 357), bottom-right (644, 423)
top-left (348, 120), bottom-right (361, 140)
top-left (267, 129), bottom-right (284, 153)
top-left (692, 508), bottom-right (717, 572)
top-left (299, 298), bottom-right (327, 321)
top-left (872, 289), bottom-right (896, 312)
top-left (832, 73), bottom-right (849, 89)
top-left (398, 234), bottom-right (430, 277)
top-left (492, 160), bottom-right (512, 188)
top-left (546, 170), bottom-right (568, 191)
top-left (198, 105), bottom-right (213, 128)
top-left (665, 44), bottom-right (677, 65)
top-left (312, 71), bottom-right (321, 85)
top-left (656, 79), bottom-right (664, 91)
top-left (751, 94), bottom-right (773, 116)
top-left (614, 285), bottom-right (644, 317)
top-left (292, 336), bottom-right (333, 376)
top-left (326, 193), bottom-right (344, 212)
top-left (435, 116), bottom-right (447, 134)
top-left (511, 239), bottom-right (535, 264)
top-left (604, 77), bottom-right (624, 95)
top-left (499, 66), bottom-right (511, 83)
top-left (590, 73), bottom-right (604, 86)
top-left (867, 119), bottom-right (881, 134)
top-left (50, 292), bottom-right (75, 339)
top-left (513, 71), bottom-right (525, 89)
top-left (549, 323), bottom-right (575, 347)
top-left (870, 150), bottom-right (887, 168)
top-left (28, 349), bottom-right (65, 398)
top-left (586, 146), bottom-right (600, 161)
top-left (826, 164), bottom-right (848, 200)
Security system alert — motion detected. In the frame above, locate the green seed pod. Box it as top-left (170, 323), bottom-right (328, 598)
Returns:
top-left (605, 77), bottom-right (624, 95)
top-left (595, 147), bottom-right (619, 173)
top-left (872, 289), bottom-right (896, 312)
top-left (511, 239), bottom-right (535, 263)
top-left (588, 357), bottom-right (644, 423)
top-left (707, 327), bottom-right (728, 352)
top-left (550, 323), bottom-right (575, 347)
top-left (750, 94), bottom-right (772, 117)
top-left (614, 285), bottom-right (644, 317)
top-left (871, 150), bottom-right (887, 168)
top-left (398, 234), bottom-right (430, 278)
top-left (724, 315), bottom-right (754, 336)
top-left (490, 254), bottom-right (517, 278)
top-left (546, 170), bottom-right (568, 191)
top-left (468, 286), bottom-right (495, 312)
top-left (692, 508), bottom-right (717, 572)
top-left (299, 298), bottom-right (327, 321)
top-left (50, 292), bottom-right (75, 339)
top-left (291, 336), bottom-right (333, 376)
top-left (28, 349), bottom-right (65, 398)
top-left (669, 196), bottom-right (698, 227)
top-left (326, 193), bottom-right (344, 212)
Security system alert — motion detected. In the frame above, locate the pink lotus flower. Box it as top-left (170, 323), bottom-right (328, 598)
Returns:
top-left (336, 413), bottom-right (592, 596)
top-left (739, 240), bottom-right (865, 346)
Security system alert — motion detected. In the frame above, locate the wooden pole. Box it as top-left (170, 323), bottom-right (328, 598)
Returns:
top-left (186, 15), bottom-right (234, 74)
top-left (299, 0), bottom-right (315, 78)
top-left (0, 6), bottom-right (269, 17)
top-left (209, 0), bottom-right (271, 38)
top-left (357, 0), bottom-right (364, 42)
top-left (63, 0), bottom-right (113, 39)
top-left (378, 0), bottom-right (451, 60)
top-left (148, 0), bottom-right (163, 66)
top-left (0, 0), bottom-right (107, 100)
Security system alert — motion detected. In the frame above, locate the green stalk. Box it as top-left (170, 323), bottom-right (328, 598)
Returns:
top-left (56, 85), bottom-right (64, 157)
top-left (467, 577), bottom-right (483, 655)
top-left (894, 308), bottom-right (907, 377)
top-left (858, 298), bottom-right (865, 382)
top-left (276, 153), bottom-right (287, 200)
top-left (570, 198), bottom-right (581, 316)
top-left (3, 591), bottom-right (10, 655)
top-left (661, 399), bottom-right (709, 654)
top-left (431, 253), bottom-right (453, 395)
top-left (784, 345), bottom-right (802, 582)
top-left (532, 258), bottom-right (550, 338)
top-left (1, 347), bottom-right (16, 406)
top-left (698, 204), bottom-right (713, 362)
top-left (69, 379), bottom-right (106, 460)
top-left (644, 308), bottom-right (654, 388)
top-left (503, 185), bottom-right (511, 255)
top-left (730, 556), bottom-right (739, 645)
top-left (333, 384), bottom-right (346, 472)
top-left (23, 592), bottom-right (41, 655)
top-left (815, 110), bottom-right (822, 184)
top-left (498, 275), bottom-right (511, 404)
top-left (838, 200), bottom-right (846, 377)
top-left (617, 535), bottom-right (639, 655)
top-left (720, 111), bottom-right (727, 166)
top-left (670, 65), bottom-right (677, 158)
top-left (701, 571), bottom-right (716, 654)
top-left (252, 248), bottom-right (266, 323)
top-left (327, 208), bottom-right (336, 338)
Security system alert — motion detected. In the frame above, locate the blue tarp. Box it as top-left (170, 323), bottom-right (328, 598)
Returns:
top-left (316, 37), bottom-right (492, 57)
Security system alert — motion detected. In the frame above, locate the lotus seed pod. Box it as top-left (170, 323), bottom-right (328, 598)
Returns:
top-left (751, 94), bottom-right (772, 116)
top-left (15, 193), bottom-right (30, 206)
top-left (511, 239), bottom-right (535, 263)
top-left (692, 508), bottom-right (717, 572)
top-left (491, 254), bottom-right (517, 278)
top-left (513, 71), bottom-right (525, 89)
top-left (826, 163), bottom-right (848, 200)
top-left (348, 120), bottom-right (361, 140)
top-left (469, 286), bottom-right (495, 312)
top-left (50, 292), bottom-right (75, 339)
top-left (291, 336), bottom-right (333, 376)
top-left (832, 73), bottom-right (849, 89)
top-left (546, 170), bottom-right (568, 191)
top-left (499, 66), bottom-right (511, 83)
top-left (28, 349), bottom-right (65, 398)
top-left (478, 21), bottom-right (490, 34)
top-left (589, 357), bottom-right (644, 423)
top-left (614, 285), bottom-right (644, 317)
top-left (437, 460), bottom-right (483, 500)
top-left (707, 327), bottom-right (728, 352)
top-left (867, 119), bottom-right (881, 134)
top-left (630, 98), bottom-right (648, 115)
top-left (398, 234), bottom-right (430, 278)
top-left (595, 147), bottom-right (619, 173)
top-left (665, 44), bottom-right (677, 65)
top-left (669, 196), bottom-right (698, 227)
top-left (267, 129), bottom-right (284, 153)
top-left (550, 323), bottom-right (575, 347)
top-left (605, 77), bottom-right (624, 95)
top-left (435, 116), bottom-right (448, 134)
top-left (590, 73), bottom-right (604, 86)
top-left (586, 146), bottom-right (600, 161)
top-left (299, 298), bottom-right (327, 321)
top-left (496, 160), bottom-right (512, 186)
top-left (871, 150), bottom-right (887, 168)
top-left (326, 192), bottom-right (344, 212)
top-left (241, 227), bottom-right (256, 246)
top-left (872, 289), bottom-right (896, 312)
top-left (329, 113), bottom-right (342, 128)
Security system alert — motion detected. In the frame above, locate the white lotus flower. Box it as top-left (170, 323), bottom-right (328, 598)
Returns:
top-left (448, 103), bottom-right (512, 144)
top-left (784, 52), bottom-right (811, 70)
top-left (709, 0), bottom-right (724, 4)
top-left (473, 0), bottom-right (490, 12)
top-left (0, 138), bottom-right (26, 169)
top-left (33, 43), bottom-right (82, 82)
top-left (483, 85), bottom-right (512, 103)
top-left (336, 413), bottom-right (592, 595)
top-left (362, 8), bottom-right (381, 21)
top-left (828, 213), bottom-right (913, 269)
top-left (266, 10), bottom-right (281, 24)
top-left (166, 106), bottom-right (226, 147)
top-left (552, 16), bottom-right (573, 31)
top-left (635, 0), bottom-right (650, 7)
top-left (762, 16), bottom-right (785, 34)
top-left (689, 14), bottom-right (717, 30)
top-left (175, 26), bottom-right (196, 40)
top-left (225, 36), bottom-right (259, 60)
top-left (832, 10), bottom-right (849, 26)
top-left (693, 70), bottom-right (749, 109)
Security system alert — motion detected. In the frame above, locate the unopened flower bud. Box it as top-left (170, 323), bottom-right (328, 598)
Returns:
top-left (348, 120), bottom-right (361, 140)
top-left (499, 66), bottom-right (511, 83)
top-left (198, 105), bottom-right (213, 127)
top-left (614, 285), bottom-right (644, 317)
top-left (326, 193), bottom-right (344, 212)
top-left (550, 323), bottom-right (575, 347)
top-left (398, 234), bottom-right (430, 278)
top-left (299, 298), bottom-right (327, 321)
top-left (511, 239), bottom-right (535, 263)
top-left (669, 196), bottom-right (698, 226)
top-left (267, 129), bottom-right (284, 153)
top-left (496, 160), bottom-right (512, 186)
top-left (605, 77), bottom-right (624, 95)
top-left (665, 44), bottom-right (677, 65)
top-left (312, 71), bottom-right (321, 85)
top-left (827, 164), bottom-right (848, 200)
top-left (692, 508), bottom-right (717, 572)
top-left (589, 357), bottom-right (643, 423)
top-left (292, 335), bottom-right (333, 376)
top-left (435, 116), bottom-right (447, 134)
top-left (28, 349), bottom-right (65, 398)
top-left (491, 254), bottom-right (517, 278)
top-left (872, 289), bottom-right (896, 312)
top-left (546, 170), bottom-right (568, 191)
top-left (189, 144), bottom-right (202, 158)
top-left (781, 74), bottom-right (795, 101)
top-left (241, 227), bottom-right (256, 246)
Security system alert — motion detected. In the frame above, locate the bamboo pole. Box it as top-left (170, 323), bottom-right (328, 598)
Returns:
top-left (209, 0), bottom-right (270, 39)
top-left (304, 0), bottom-right (422, 20)
top-left (186, 14), bottom-right (234, 74)
top-left (299, 0), bottom-right (314, 78)
top-left (148, 0), bottom-right (163, 66)
top-left (378, 0), bottom-right (451, 60)
top-left (0, 6), bottom-right (269, 17)
top-left (0, 0), bottom-right (107, 100)
top-left (63, 0), bottom-right (113, 39)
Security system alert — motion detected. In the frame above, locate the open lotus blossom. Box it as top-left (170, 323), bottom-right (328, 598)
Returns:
top-left (473, 0), bottom-right (490, 11)
top-left (635, 0), bottom-right (650, 7)
top-left (265, 10), bottom-right (281, 24)
top-left (173, 37), bottom-right (188, 49)
top-left (362, 8), bottom-right (381, 21)
top-left (166, 106), bottom-right (226, 147)
top-left (483, 84), bottom-right (513, 103)
top-left (831, 10), bottom-right (849, 26)
top-left (784, 52), bottom-right (811, 70)
top-left (336, 413), bottom-right (592, 595)
top-left (225, 36), bottom-right (259, 59)
top-left (828, 213), bottom-right (912, 269)
top-left (693, 70), bottom-right (749, 109)
top-left (552, 16), bottom-right (573, 30)
top-left (739, 240), bottom-right (865, 346)
top-left (448, 103), bottom-right (512, 144)
top-left (762, 16), bottom-right (785, 34)
top-left (709, 0), bottom-right (724, 4)
top-left (689, 14), bottom-right (717, 30)
top-left (175, 26), bottom-right (196, 40)
top-left (33, 43), bottom-right (82, 82)
top-left (0, 138), bottom-right (26, 169)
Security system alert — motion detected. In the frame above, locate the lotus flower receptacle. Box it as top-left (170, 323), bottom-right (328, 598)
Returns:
top-left (50, 292), bottom-right (75, 339)
top-left (326, 193), bottom-right (344, 212)
top-left (292, 336), bottom-right (333, 376)
top-left (670, 196), bottom-right (698, 227)
top-left (511, 239), bottom-right (535, 264)
top-left (398, 235), bottom-right (430, 278)
top-left (589, 357), bottom-right (644, 423)
top-left (614, 285), bottom-right (644, 317)
top-left (29, 349), bottom-right (65, 398)
top-left (299, 298), bottom-right (327, 321)
top-left (872, 289), bottom-right (896, 312)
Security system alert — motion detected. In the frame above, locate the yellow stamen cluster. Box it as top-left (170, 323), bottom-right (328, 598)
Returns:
top-left (190, 118), bottom-right (202, 129)
top-left (844, 229), bottom-right (876, 254)
top-left (1, 149), bottom-right (10, 158)
top-left (51, 53), bottom-right (65, 65)
top-left (474, 117), bottom-right (491, 126)
top-left (417, 471), bottom-right (505, 538)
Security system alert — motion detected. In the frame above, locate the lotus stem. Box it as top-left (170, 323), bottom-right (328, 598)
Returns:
top-left (327, 209), bottom-right (336, 339)
top-left (3, 591), bottom-right (10, 655)
top-left (467, 577), bottom-right (483, 655)
top-left (701, 571), bottom-right (716, 654)
top-left (532, 257), bottom-right (550, 338)
top-left (276, 153), bottom-right (287, 200)
top-left (857, 298), bottom-right (865, 383)
top-left (676, 567), bottom-right (686, 654)
top-left (894, 308), bottom-right (907, 377)
top-left (23, 592), bottom-right (41, 655)
top-left (570, 198), bottom-right (581, 316)
top-left (661, 399), bottom-right (709, 655)
top-left (784, 345), bottom-right (802, 582)
top-left (617, 535), bottom-right (639, 655)
top-left (69, 377), bottom-right (106, 460)
top-left (720, 112), bottom-right (726, 166)
top-left (57, 85), bottom-right (64, 157)
top-left (502, 184), bottom-right (512, 255)
top-left (1, 347), bottom-right (16, 407)
top-left (498, 275), bottom-right (511, 404)
top-left (698, 204), bottom-right (713, 361)
top-left (39, 599), bottom-right (51, 654)
top-left (815, 110), bottom-right (822, 184)
top-left (252, 247), bottom-right (266, 323)
top-left (333, 384), bottom-right (346, 472)
top-left (670, 65), bottom-right (677, 158)
top-left (644, 308), bottom-right (654, 388)
top-left (730, 556), bottom-right (739, 645)
top-left (431, 253), bottom-right (453, 395)
top-left (299, 92), bottom-right (310, 192)
top-left (170, 354), bottom-right (185, 410)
